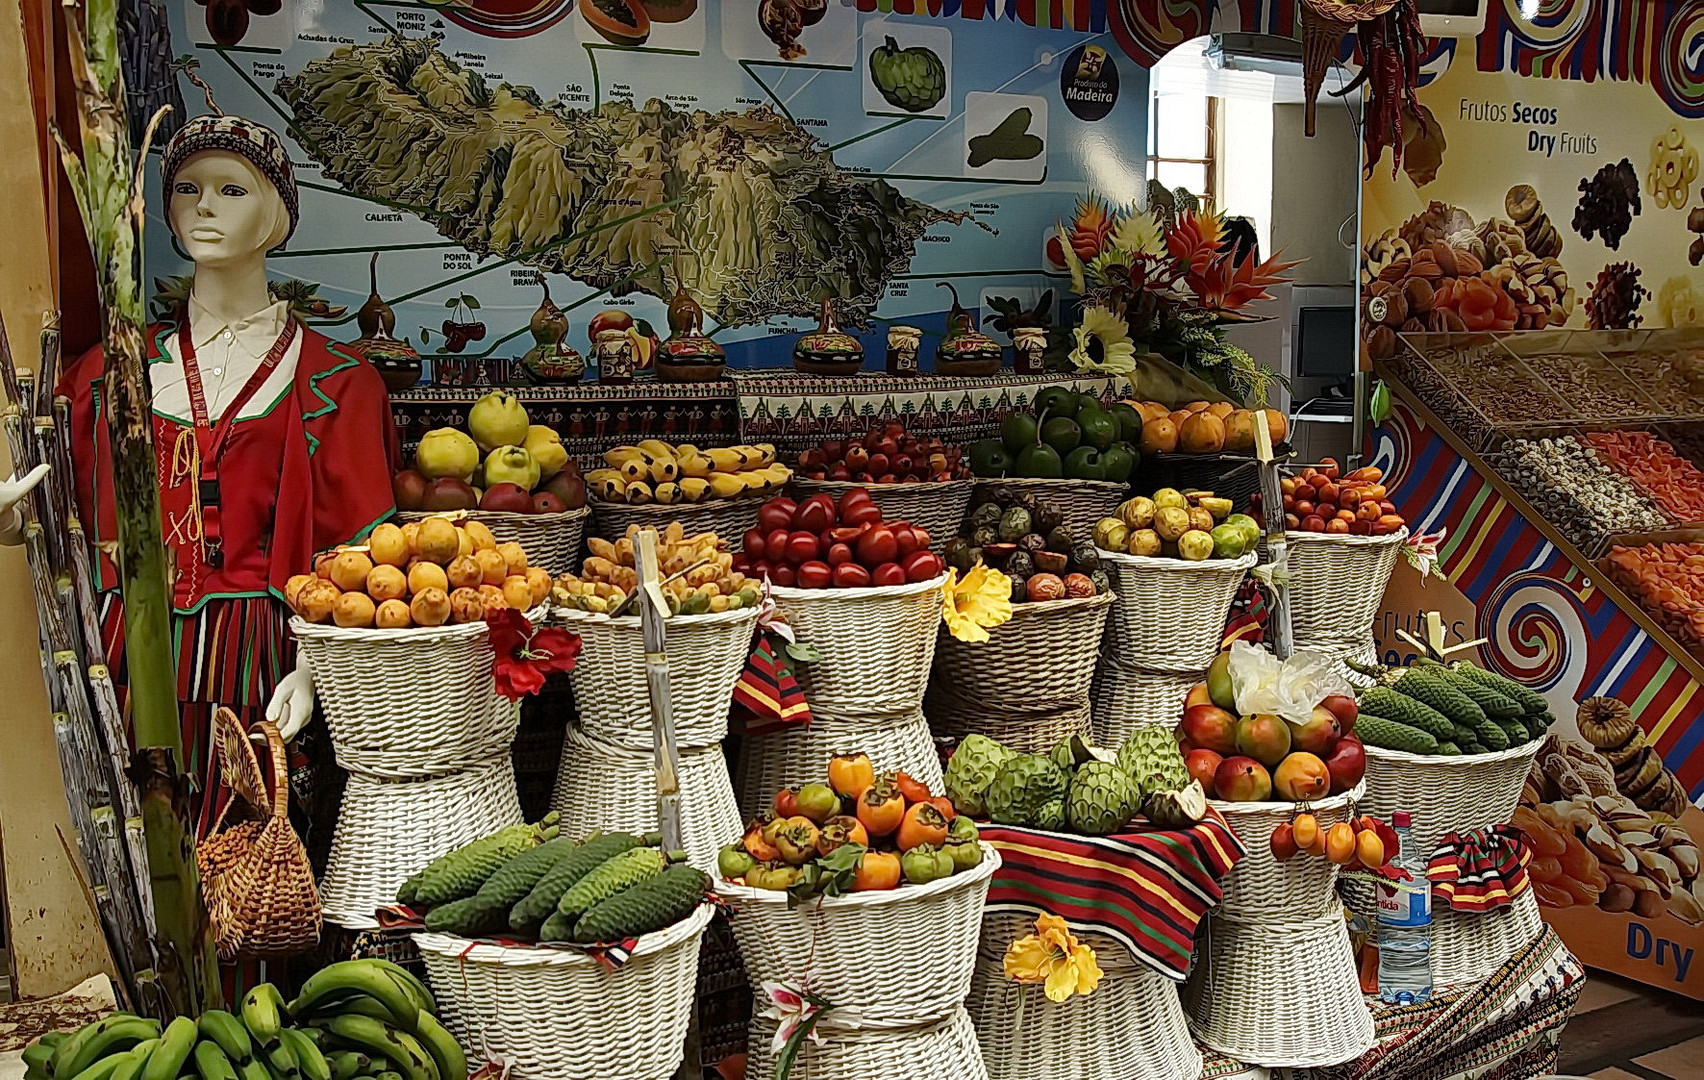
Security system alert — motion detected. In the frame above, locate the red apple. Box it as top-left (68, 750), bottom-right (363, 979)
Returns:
top-left (1286, 706), bottom-right (1343, 757)
top-left (1181, 704), bottom-right (1238, 756)
top-left (1213, 756), bottom-right (1273, 802)
top-left (392, 469), bottom-right (428, 511)
top-left (1320, 694), bottom-right (1358, 735)
top-left (532, 492), bottom-right (566, 514)
top-left (1185, 749), bottom-right (1223, 796)
top-left (1324, 735), bottom-right (1367, 794)
top-left (541, 471), bottom-right (587, 510)
top-left (422, 476), bottom-right (477, 511)
top-left (480, 482), bottom-right (534, 513)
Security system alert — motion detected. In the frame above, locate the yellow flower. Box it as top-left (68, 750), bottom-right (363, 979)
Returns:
top-left (1003, 912), bottom-right (1103, 1001)
top-left (941, 565), bottom-right (1013, 643)
top-left (1069, 305), bottom-right (1137, 376)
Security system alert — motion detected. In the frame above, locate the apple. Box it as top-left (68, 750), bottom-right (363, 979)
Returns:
top-left (421, 476), bottom-right (477, 511)
top-left (392, 469), bottom-right (428, 511)
top-left (1213, 756), bottom-right (1272, 802)
top-left (480, 482), bottom-right (534, 513)
top-left (532, 492), bottom-right (566, 514)
top-left (1324, 734), bottom-right (1367, 794)
top-left (1185, 749), bottom-right (1223, 795)
top-left (1184, 683), bottom-right (1213, 710)
top-left (1286, 706), bottom-right (1343, 757)
top-left (1181, 704), bottom-right (1238, 756)
top-left (1320, 694), bottom-right (1358, 735)
top-left (540, 470), bottom-right (587, 510)
top-left (1273, 751), bottom-right (1331, 801)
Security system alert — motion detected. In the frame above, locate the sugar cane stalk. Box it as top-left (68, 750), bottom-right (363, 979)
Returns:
top-left (52, 0), bottom-right (218, 1014)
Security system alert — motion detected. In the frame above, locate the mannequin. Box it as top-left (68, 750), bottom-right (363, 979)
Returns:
top-left (11, 112), bottom-right (401, 839)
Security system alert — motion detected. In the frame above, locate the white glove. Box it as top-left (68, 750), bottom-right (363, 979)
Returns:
top-left (0, 463), bottom-right (50, 546)
top-left (264, 658), bottom-right (316, 742)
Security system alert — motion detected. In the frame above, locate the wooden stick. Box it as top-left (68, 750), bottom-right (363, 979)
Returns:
top-left (636, 529), bottom-right (683, 855)
top-left (1253, 417), bottom-right (1292, 660)
top-left (607, 556), bottom-right (710, 618)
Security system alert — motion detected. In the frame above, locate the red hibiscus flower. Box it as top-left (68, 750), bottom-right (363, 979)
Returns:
top-left (487, 607), bottom-right (580, 701)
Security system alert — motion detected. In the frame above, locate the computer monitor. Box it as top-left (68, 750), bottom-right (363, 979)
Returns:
top-left (1296, 304), bottom-right (1356, 379)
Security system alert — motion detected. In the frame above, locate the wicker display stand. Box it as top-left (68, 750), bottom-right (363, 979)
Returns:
top-left (589, 497), bottom-right (761, 543)
top-left (768, 574), bottom-right (948, 716)
top-left (930, 593), bottom-right (1113, 713)
top-left (1212, 784), bottom-right (1364, 918)
top-left (414, 904), bottom-right (714, 1080)
top-left (551, 606), bottom-right (756, 750)
top-left (550, 727), bottom-right (740, 873)
top-left (1089, 660), bottom-right (1200, 747)
top-left (966, 913), bottom-right (1199, 1080)
top-left (397, 506), bottom-right (590, 575)
top-left (790, 478), bottom-right (973, 549)
top-left (746, 1008), bottom-right (988, 1080)
top-left (1097, 549), bottom-right (1257, 673)
top-left (735, 708), bottom-right (942, 820)
top-left (971, 478), bottom-right (1127, 539)
top-left (927, 695), bottom-right (1090, 756)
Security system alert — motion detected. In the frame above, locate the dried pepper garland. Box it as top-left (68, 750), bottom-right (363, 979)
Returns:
top-left (1308, 0), bottom-right (1429, 177)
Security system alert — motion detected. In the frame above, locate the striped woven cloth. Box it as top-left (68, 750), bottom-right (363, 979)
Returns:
top-left (980, 808), bottom-right (1245, 980)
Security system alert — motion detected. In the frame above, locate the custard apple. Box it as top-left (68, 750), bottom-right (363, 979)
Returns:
top-left (1116, 727), bottom-right (1190, 797)
top-left (1034, 798), bottom-right (1066, 832)
top-left (944, 734), bottom-right (1015, 817)
top-left (985, 754), bottom-right (1070, 826)
top-left (1048, 734), bottom-right (1095, 776)
top-left (1144, 779), bottom-right (1208, 829)
top-left (1066, 761), bottom-right (1141, 836)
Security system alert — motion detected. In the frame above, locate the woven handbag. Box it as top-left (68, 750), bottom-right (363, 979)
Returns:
top-left (196, 709), bottom-right (322, 959)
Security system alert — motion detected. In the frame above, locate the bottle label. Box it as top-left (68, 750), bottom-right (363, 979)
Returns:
top-left (1377, 878), bottom-right (1431, 927)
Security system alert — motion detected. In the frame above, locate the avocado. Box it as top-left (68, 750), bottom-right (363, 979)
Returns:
top-left (1110, 402), bottom-right (1143, 444)
top-left (1075, 392), bottom-right (1104, 415)
top-left (1076, 407), bottom-right (1118, 452)
top-left (969, 438), bottom-right (1011, 478)
top-left (1035, 386), bottom-right (1077, 420)
top-left (1099, 443), bottom-right (1138, 483)
top-left (1063, 445), bottom-right (1106, 481)
top-left (1014, 443), bottom-right (1064, 478)
top-left (1040, 416), bottom-right (1082, 455)
top-left (1001, 412), bottom-right (1039, 454)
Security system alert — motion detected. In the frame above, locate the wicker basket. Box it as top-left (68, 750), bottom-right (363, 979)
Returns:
top-left (721, 844), bottom-right (998, 1025)
top-left (551, 606), bottom-right (756, 750)
top-left (1297, 639), bottom-right (1382, 690)
top-left (1183, 909), bottom-right (1375, 1068)
top-left (790, 478), bottom-right (973, 549)
top-left (550, 727), bottom-right (740, 874)
top-left (929, 592), bottom-right (1113, 713)
top-left (589, 497), bottom-right (761, 544)
top-left (319, 756), bottom-right (523, 930)
top-left (1097, 549), bottom-right (1256, 673)
top-left (1211, 782), bottom-right (1365, 919)
top-left (1359, 740), bottom-right (1545, 856)
top-left (397, 506), bottom-right (590, 576)
top-left (736, 709), bottom-right (943, 821)
top-left (1284, 529), bottom-right (1408, 647)
top-left (768, 574), bottom-right (947, 716)
top-left (747, 1007), bottom-right (987, 1080)
top-left (967, 913), bottom-right (1199, 1080)
top-left (926, 696), bottom-right (1090, 756)
top-left (414, 904), bottom-right (713, 1080)
top-left (1340, 879), bottom-right (1544, 990)
top-left (970, 478), bottom-right (1128, 539)
top-left (1089, 661), bottom-right (1200, 747)
top-left (291, 616), bottom-right (517, 756)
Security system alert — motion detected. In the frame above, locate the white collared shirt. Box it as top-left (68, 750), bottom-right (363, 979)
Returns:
top-left (150, 295), bottom-right (301, 423)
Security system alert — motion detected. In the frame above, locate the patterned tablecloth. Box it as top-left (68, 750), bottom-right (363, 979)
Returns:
top-left (979, 808), bottom-right (1246, 981)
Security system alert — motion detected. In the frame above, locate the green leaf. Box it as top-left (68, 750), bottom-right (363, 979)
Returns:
top-left (445, 298), bottom-right (460, 308)
top-left (462, 296), bottom-right (481, 310)
top-left (785, 641), bottom-right (822, 664)
top-left (1370, 380), bottom-right (1394, 425)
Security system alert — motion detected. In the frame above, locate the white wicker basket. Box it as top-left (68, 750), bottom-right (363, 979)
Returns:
top-left (1340, 880), bottom-right (1544, 990)
top-left (414, 904), bottom-right (712, 1080)
top-left (971, 478), bottom-right (1128, 540)
top-left (590, 497), bottom-right (761, 544)
top-left (1211, 782), bottom-right (1364, 919)
top-left (736, 709), bottom-right (943, 821)
top-left (1183, 909), bottom-right (1375, 1068)
top-left (768, 574), bottom-right (947, 716)
top-left (926, 697), bottom-right (1091, 756)
top-left (551, 606), bottom-right (755, 750)
top-left (1297, 639), bottom-right (1382, 690)
top-left (397, 506), bottom-right (590, 576)
top-left (747, 1006), bottom-right (987, 1080)
top-left (549, 727), bottom-right (740, 874)
top-left (789, 478), bottom-right (974, 549)
top-left (1283, 528), bottom-right (1407, 647)
top-left (1358, 740), bottom-right (1546, 856)
top-left (929, 593), bottom-right (1113, 713)
top-left (319, 756), bottom-right (522, 930)
top-left (967, 913), bottom-right (1199, 1080)
top-left (1097, 549), bottom-right (1256, 673)
top-left (1089, 661), bottom-right (1200, 748)
top-left (721, 845), bottom-right (999, 1026)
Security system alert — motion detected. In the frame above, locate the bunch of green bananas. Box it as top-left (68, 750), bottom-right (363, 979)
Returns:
top-left (22, 960), bottom-right (466, 1080)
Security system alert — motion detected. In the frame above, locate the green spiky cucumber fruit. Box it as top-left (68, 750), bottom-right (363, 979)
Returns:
top-left (555, 846), bottom-right (667, 922)
top-left (1390, 667), bottom-right (1486, 727)
top-left (572, 864), bottom-right (709, 943)
top-left (415, 816), bottom-right (557, 906)
top-left (1518, 713), bottom-right (1551, 741)
top-left (1437, 742), bottom-right (1462, 756)
top-left (510, 831), bottom-right (655, 932)
top-left (474, 835), bottom-right (577, 908)
top-left (1471, 715), bottom-right (1510, 751)
top-left (537, 911), bottom-right (575, 942)
top-left (1440, 669), bottom-right (1522, 717)
top-left (1358, 686), bottom-right (1454, 739)
top-left (1449, 661), bottom-right (1550, 714)
top-left (1354, 714), bottom-right (1440, 754)
top-left (1493, 716), bottom-right (1531, 746)
top-left (422, 894), bottom-right (508, 937)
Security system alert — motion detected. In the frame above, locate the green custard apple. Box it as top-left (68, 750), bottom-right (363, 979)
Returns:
top-left (869, 36), bottom-right (946, 113)
top-left (985, 754), bottom-right (1069, 826)
top-left (1066, 761), bottom-right (1141, 836)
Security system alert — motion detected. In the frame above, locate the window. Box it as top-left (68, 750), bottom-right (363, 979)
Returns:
top-left (1148, 93), bottom-right (1217, 205)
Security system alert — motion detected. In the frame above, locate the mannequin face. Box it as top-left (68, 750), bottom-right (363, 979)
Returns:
top-left (167, 151), bottom-right (288, 267)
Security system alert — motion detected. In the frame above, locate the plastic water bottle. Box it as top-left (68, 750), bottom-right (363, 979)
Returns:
top-left (1376, 810), bottom-right (1433, 1004)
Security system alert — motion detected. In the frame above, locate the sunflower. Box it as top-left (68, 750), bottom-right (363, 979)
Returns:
top-left (1068, 304), bottom-right (1138, 376)
top-left (941, 564), bottom-right (1013, 643)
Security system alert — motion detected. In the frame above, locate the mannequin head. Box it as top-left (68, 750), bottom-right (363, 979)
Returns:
top-left (168, 150), bottom-right (292, 267)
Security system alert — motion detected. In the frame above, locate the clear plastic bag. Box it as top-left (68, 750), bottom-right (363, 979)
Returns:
top-left (1227, 640), bottom-right (1353, 724)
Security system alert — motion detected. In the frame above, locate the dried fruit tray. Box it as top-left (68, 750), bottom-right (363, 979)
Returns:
top-left (1392, 333), bottom-right (1570, 452)
top-left (1505, 341), bottom-right (1666, 423)
top-left (1593, 330), bottom-right (1704, 420)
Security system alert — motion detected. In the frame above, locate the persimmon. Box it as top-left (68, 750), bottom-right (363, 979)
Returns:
top-left (853, 850), bottom-right (902, 891)
top-left (895, 802), bottom-right (949, 852)
top-left (856, 783), bottom-right (905, 837)
top-left (828, 752), bottom-right (875, 797)
top-left (893, 770), bottom-right (933, 805)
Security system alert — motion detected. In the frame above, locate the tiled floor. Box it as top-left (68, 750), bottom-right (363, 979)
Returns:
top-left (1560, 970), bottom-right (1704, 1079)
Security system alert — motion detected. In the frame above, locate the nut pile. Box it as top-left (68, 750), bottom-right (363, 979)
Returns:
top-left (1573, 158), bottom-right (1642, 250)
top-left (1605, 346), bottom-right (1704, 413)
top-left (1602, 542), bottom-right (1704, 653)
top-left (1518, 352), bottom-right (1654, 419)
top-left (1586, 431), bottom-right (1704, 521)
top-left (1491, 437), bottom-right (1669, 551)
top-left (1423, 349), bottom-right (1567, 423)
top-left (1586, 262), bottom-right (1651, 330)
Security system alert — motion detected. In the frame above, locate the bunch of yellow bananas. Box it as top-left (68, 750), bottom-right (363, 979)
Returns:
top-left (552, 523), bottom-right (759, 614)
top-left (585, 441), bottom-right (792, 504)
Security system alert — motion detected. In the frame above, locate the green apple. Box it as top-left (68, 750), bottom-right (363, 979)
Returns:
top-left (414, 427), bottom-right (479, 481)
top-left (523, 424), bottom-right (569, 481)
top-left (484, 445), bottom-right (541, 491)
top-left (467, 391), bottom-right (530, 452)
